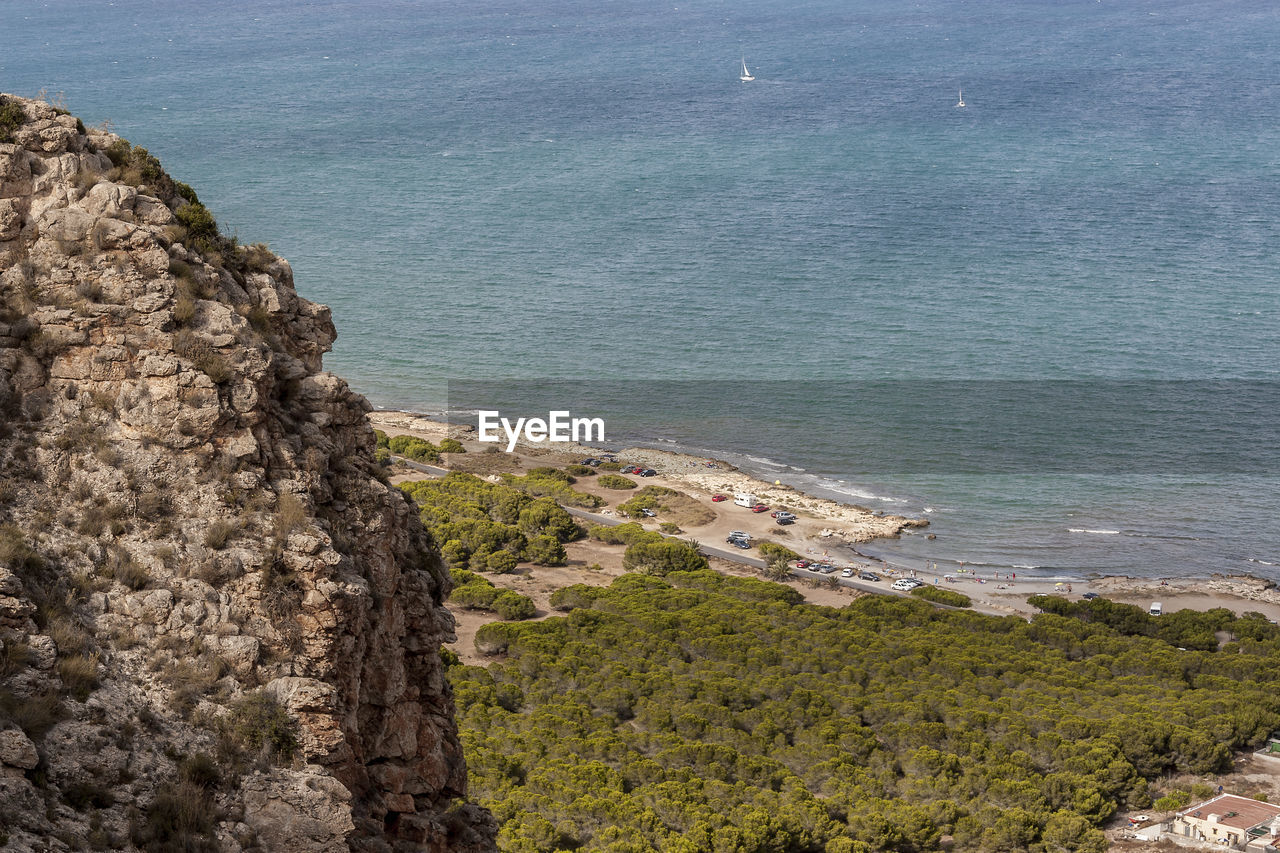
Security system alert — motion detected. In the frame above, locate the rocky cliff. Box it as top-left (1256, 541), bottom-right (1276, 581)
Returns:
top-left (0, 94), bottom-right (495, 852)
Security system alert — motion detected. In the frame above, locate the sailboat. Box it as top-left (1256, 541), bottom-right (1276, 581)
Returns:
top-left (955, 88), bottom-right (966, 107)
top-left (740, 57), bottom-right (755, 82)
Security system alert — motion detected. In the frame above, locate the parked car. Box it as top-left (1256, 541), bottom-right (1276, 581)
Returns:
top-left (841, 567), bottom-right (854, 577)
top-left (771, 511), bottom-right (796, 520)
top-left (728, 531), bottom-right (749, 541)
top-left (775, 517), bottom-right (794, 526)
top-left (795, 560), bottom-right (809, 569)
top-left (859, 572), bottom-right (881, 582)
top-left (731, 538), bottom-right (751, 549)
top-left (1082, 592), bottom-right (1099, 600)
top-left (891, 578), bottom-right (923, 591)
top-left (820, 565), bottom-right (837, 574)
top-left (621, 465), bottom-right (641, 474)
top-left (581, 458), bottom-right (601, 466)
top-left (711, 494), bottom-right (727, 502)
top-left (638, 468), bottom-right (657, 477)
top-left (640, 508), bottom-right (656, 517)
top-left (807, 564), bottom-right (821, 572)
top-left (751, 504), bottom-right (770, 513)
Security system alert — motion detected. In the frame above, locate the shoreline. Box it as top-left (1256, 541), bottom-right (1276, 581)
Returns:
top-left (369, 409), bottom-right (1280, 624)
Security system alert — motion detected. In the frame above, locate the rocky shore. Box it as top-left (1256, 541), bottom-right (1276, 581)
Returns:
top-left (0, 94), bottom-right (494, 851)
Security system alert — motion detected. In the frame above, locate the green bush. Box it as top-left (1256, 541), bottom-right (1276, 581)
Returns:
top-left (494, 590), bottom-right (537, 621)
top-left (449, 568), bottom-right (536, 621)
top-left (452, 570), bottom-right (1248, 851)
top-left (374, 429), bottom-right (390, 449)
top-left (597, 474), bottom-right (637, 490)
top-left (226, 693), bottom-right (296, 762)
top-left (549, 585), bottom-right (606, 612)
top-left (501, 470), bottom-right (604, 508)
top-left (487, 550), bottom-right (519, 574)
top-left (1152, 790), bottom-right (1191, 811)
top-left (517, 498), bottom-right (583, 542)
top-left (439, 437), bottom-right (466, 454)
top-left (588, 522), bottom-right (661, 547)
top-left (525, 534), bottom-right (567, 567)
top-left (910, 585), bottom-right (972, 607)
top-left (473, 622), bottom-right (517, 655)
top-left (622, 540), bottom-right (708, 576)
top-left (0, 97), bottom-right (26, 144)
top-left (105, 139), bottom-right (132, 168)
top-left (526, 466), bottom-right (573, 483)
top-left (387, 434), bottom-right (441, 464)
top-left (617, 494), bottom-right (661, 518)
top-left (757, 542), bottom-right (801, 563)
top-left (1027, 594), bottom-right (1233, 652)
top-left (174, 202), bottom-right (218, 242)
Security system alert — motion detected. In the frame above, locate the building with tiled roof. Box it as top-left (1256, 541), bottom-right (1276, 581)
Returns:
top-left (1173, 794), bottom-right (1280, 849)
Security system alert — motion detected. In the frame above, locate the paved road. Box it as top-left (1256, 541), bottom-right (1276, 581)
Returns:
top-left (391, 455), bottom-right (924, 602)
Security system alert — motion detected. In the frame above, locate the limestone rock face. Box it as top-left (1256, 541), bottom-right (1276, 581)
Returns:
top-left (0, 94), bottom-right (495, 851)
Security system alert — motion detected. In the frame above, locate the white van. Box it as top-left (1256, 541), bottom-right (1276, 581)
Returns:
top-left (733, 493), bottom-right (757, 508)
top-left (1149, 602), bottom-right (1162, 616)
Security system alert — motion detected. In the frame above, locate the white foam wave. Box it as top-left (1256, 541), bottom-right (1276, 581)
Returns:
top-left (744, 454), bottom-right (788, 469)
top-left (1068, 528), bottom-right (1120, 534)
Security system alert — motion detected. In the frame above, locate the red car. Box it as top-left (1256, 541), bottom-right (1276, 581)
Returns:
top-left (751, 504), bottom-right (769, 513)
top-left (711, 494), bottom-right (727, 502)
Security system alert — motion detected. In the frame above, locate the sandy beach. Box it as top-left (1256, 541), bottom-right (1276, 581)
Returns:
top-left (370, 410), bottom-right (1280, 660)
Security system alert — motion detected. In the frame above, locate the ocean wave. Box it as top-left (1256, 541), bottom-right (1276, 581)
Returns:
top-left (1068, 528), bottom-right (1121, 534)
top-left (1248, 558), bottom-right (1280, 567)
top-left (744, 454), bottom-right (788, 469)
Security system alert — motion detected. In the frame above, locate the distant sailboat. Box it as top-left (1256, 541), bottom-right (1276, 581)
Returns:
top-left (740, 57), bottom-right (755, 82)
top-left (956, 88), bottom-right (966, 107)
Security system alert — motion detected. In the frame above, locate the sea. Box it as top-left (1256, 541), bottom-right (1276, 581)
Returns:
top-left (6, 0), bottom-right (1280, 581)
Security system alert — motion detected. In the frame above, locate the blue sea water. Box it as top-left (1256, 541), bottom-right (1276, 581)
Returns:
top-left (6, 0), bottom-right (1280, 579)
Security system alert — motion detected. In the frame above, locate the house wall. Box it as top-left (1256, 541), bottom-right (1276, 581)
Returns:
top-left (1174, 815), bottom-right (1243, 848)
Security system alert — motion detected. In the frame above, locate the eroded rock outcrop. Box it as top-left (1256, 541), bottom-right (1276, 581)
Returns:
top-left (0, 94), bottom-right (495, 851)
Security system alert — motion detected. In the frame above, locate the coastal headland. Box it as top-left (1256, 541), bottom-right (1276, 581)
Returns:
top-left (370, 410), bottom-right (1280, 664)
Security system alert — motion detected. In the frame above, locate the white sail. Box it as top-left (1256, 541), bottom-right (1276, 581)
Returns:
top-left (740, 57), bottom-right (754, 82)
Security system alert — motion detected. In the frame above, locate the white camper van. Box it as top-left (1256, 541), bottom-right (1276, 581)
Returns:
top-left (733, 493), bottom-right (757, 508)
top-left (1149, 602), bottom-right (1162, 617)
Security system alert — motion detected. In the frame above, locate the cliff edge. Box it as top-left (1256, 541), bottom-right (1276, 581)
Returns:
top-left (0, 94), bottom-right (495, 851)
